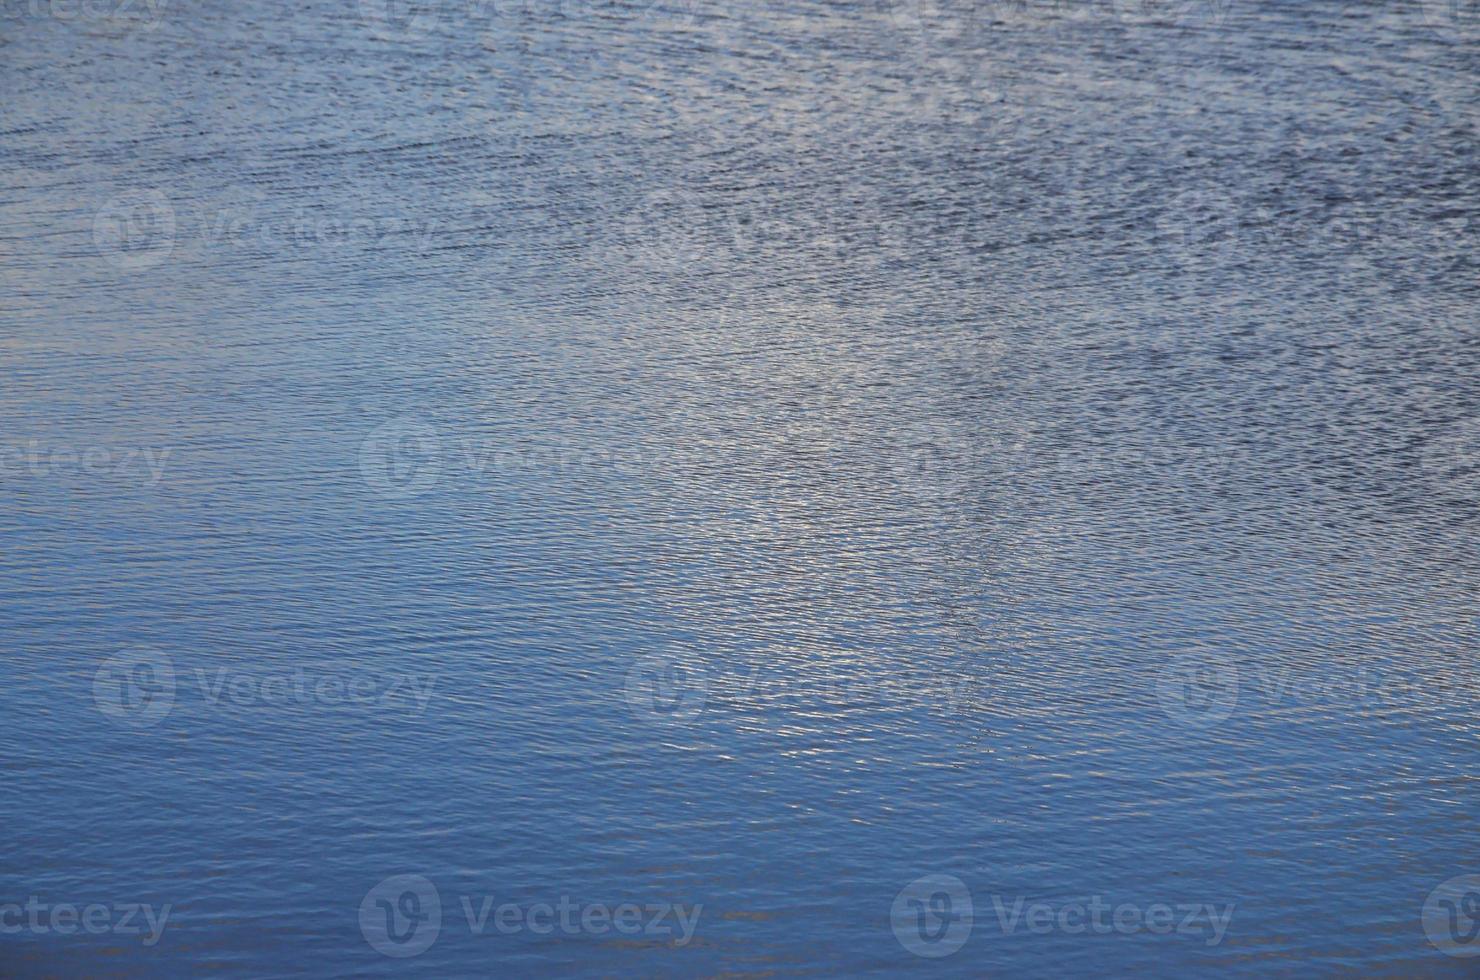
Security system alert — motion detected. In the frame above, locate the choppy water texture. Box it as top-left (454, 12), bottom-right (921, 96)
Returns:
top-left (2, 0), bottom-right (1478, 975)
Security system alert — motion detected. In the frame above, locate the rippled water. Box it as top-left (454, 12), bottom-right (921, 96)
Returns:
top-left (2, 0), bottom-right (1477, 975)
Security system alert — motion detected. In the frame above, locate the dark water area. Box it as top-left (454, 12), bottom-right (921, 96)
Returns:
top-left (1, 0), bottom-right (1477, 975)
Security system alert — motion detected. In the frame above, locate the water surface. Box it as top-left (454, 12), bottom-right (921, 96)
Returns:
top-left (1, 0), bottom-right (1477, 975)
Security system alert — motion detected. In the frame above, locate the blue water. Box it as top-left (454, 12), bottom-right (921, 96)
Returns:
top-left (2, 0), bottom-right (1478, 975)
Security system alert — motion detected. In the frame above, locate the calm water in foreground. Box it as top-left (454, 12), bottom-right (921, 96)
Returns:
top-left (2, 0), bottom-right (1478, 975)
